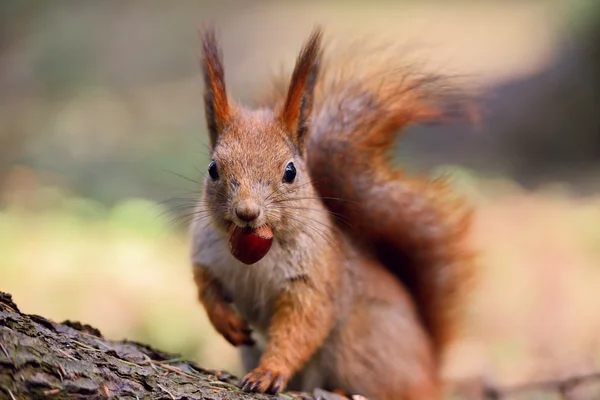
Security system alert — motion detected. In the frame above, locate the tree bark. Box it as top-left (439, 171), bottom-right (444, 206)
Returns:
top-left (0, 291), bottom-right (336, 400)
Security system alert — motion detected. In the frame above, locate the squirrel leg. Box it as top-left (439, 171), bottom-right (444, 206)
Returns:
top-left (239, 277), bottom-right (334, 395)
top-left (192, 264), bottom-right (255, 347)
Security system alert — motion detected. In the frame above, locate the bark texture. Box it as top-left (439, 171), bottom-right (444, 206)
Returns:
top-left (0, 292), bottom-right (337, 400)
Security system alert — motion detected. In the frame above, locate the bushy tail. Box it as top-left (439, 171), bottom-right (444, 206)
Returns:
top-left (263, 32), bottom-right (477, 360)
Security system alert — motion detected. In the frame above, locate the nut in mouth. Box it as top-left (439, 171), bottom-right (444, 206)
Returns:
top-left (228, 224), bottom-right (274, 265)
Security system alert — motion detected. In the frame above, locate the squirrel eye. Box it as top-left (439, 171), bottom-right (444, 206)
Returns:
top-left (283, 162), bottom-right (296, 183)
top-left (208, 160), bottom-right (219, 180)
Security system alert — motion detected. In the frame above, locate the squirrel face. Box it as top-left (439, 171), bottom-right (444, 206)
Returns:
top-left (199, 28), bottom-right (323, 247)
top-left (203, 108), bottom-right (313, 241)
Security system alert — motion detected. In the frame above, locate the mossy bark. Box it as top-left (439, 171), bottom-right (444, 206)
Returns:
top-left (0, 292), bottom-right (332, 400)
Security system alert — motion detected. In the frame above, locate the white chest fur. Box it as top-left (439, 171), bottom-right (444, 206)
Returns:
top-left (190, 220), bottom-right (310, 331)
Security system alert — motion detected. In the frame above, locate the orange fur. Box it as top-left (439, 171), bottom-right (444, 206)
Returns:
top-left (279, 29), bottom-right (323, 149)
top-left (318, 254), bottom-right (443, 400)
top-left (190, 27), bottom-right (477, 400)
top-left (299, 32), bottom-right (477, 356)
top-left (200, 27), bottom-right (231, 146)
top-left (240, 273), bottom-right (336, 394)
top-left (193, 264), bottom-right (254, 347)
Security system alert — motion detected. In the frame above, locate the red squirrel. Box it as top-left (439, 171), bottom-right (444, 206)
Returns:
top-left (190, 27), bottom-right (476, 400)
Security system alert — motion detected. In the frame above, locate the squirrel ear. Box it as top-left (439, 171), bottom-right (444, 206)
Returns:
top-left (280, 28), bottom-right (323, 152)
top-left (199, 27), bottom-right (231, 148)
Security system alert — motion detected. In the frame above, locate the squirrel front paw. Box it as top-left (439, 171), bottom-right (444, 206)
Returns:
top-left (207, 302), bottom-right (255, 347)
top-left (240, 366), bottom-right (288, 395)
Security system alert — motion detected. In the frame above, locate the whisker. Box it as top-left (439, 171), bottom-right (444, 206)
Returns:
top-left (271, 196), bottom-right (358, 204)
top-left (282, 214), bottom-right (340, 251)
top-left (159, 182), bottom-right (229, 206)
top-left (267, 205), bottom-right (354, 229)
top-left (160, 199), bottom-right (228, 226)
top-left (265, 180), bottom-right (315, 202)
top-left (265, 210), bottom-right (321, 248)
top-left (266, 204), bottom-right (346, 219)
top-left (194, 169), bottom-right (211, 182)
top-left (161, 201), bottom-right (227, 214)
top-left (167, 210), bottom-right (217, 229)
top-left (189, 212), bottom-right (221, 231)
top-left (163, 206), bottom-right (222, 217)
top-left (284, 210), bottom-right (338, 233)
top-left (158, 206), bottom-right (196, 220)
top-left (198, 141), bottom-right (212, 154)
top-left (162, 169), bottom-right (201, 185)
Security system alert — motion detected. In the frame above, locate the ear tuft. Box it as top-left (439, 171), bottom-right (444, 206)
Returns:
top-left (199, 27), bottom-right (230, 147)
top-left (280, 28), bottom-right (323, 151)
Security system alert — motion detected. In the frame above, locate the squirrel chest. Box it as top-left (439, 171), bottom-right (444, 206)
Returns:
top-left (191, 219), bottom-right (313, 331)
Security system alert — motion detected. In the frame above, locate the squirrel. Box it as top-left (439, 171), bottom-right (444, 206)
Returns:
top-left (190, 27), bottom-right (476, 400)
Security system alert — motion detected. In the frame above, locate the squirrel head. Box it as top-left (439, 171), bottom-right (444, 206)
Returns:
top-left (198, 27), bottom-right (324, 242)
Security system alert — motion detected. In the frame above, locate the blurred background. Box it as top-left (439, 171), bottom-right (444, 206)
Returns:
top-left (2, 0), bottom-right (600, 397)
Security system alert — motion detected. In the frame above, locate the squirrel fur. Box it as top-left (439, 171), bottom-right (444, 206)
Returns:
top-left (190, 27), bottom-right (476, 400)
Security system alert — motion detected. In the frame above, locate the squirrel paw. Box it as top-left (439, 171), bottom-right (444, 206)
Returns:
top-left (240, 366), bottom-right (287, 395)
top-left (208, 302), bottom-right (255, 347)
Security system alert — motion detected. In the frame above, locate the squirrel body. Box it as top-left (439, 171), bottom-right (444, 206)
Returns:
top-left (190, 28), bottom-right (475, 400)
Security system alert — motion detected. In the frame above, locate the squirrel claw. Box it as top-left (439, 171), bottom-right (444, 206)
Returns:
top-left (240, 367), bottom-right (286, 395)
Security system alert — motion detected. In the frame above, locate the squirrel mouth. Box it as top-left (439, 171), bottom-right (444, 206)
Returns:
top-left (228, 225), bottom-right (274, 265)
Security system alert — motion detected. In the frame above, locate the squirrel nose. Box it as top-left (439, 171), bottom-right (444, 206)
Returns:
top-left (235, 200), bottom-right (261, 222)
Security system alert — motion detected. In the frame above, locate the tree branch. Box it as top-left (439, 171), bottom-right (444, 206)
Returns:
top-left (0, 291), bottom-right (329, 400)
